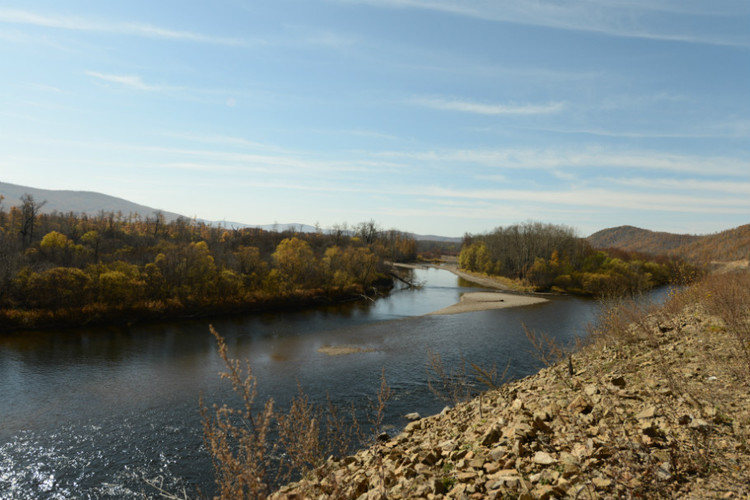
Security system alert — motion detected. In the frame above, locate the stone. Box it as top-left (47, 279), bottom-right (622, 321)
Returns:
top-left (404, 420), bottom-right (422, 433)
top-left (489, 445), bottom-right (507, 461)
top-left (480, 425), bottom-right (502, 446)
top-left (592, 477), bottom-right (612, 489)
top-left (469, 457), bottom-right (485, 469)
top-left (656, 462), bottom-right (672, 481)
top-left (512, 422), bottom-right (535, 441)
top-left (689, 418), bottom-right (711, 432)
top-left (404, 412), bottom-right (421, 421)
top-left (567, 395), bottom-right (593, 414)
top-left (457, 471), bottom-right (478, 482)
top-left (420, 451), bottom-right (439, 466)
top-left (533, 451), bottom-right (557, 465)
top-left (635, 406), bottom-right (657, 419)
top-left (484, 462), bottom-right (501, 474)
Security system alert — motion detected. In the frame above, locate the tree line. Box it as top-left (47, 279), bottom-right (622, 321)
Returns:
top-left (459, 221), bottom-right (696, 296)
top-left (0, 194), bottom-right (417, 331)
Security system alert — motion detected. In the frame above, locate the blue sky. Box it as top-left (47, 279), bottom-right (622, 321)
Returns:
top-left (1, 1), bottom-right (748, 237)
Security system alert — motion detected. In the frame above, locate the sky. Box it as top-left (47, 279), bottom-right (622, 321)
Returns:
top-left (1, 1), bottom-right (749, 238)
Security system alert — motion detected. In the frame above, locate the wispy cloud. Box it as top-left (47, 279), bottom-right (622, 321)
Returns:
top-left (27, 83), bottom-right (64, 93)
top-left (412, 97), bottom-right (565, 115)
top-left (379, 147), bottom-right (750, 176)
top-left (333, 0), bottom-right (750, 47)
top-left (85, 71), bottom-right (167, 91)
top-left (414, 186), bottom-right (750, 214)
top-left (604, 177), bottom-right (750, 195)
top-left (0, 8), bottom-right (254, 46)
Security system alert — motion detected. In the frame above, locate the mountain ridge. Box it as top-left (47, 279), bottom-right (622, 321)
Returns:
top-left (0, 181), bottom-right (460, 242)
top-left (587, 223), bottom-right (750, 263)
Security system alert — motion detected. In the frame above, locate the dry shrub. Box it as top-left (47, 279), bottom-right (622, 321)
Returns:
top-left (701, 271), bottom-right (750, 379)
top-left (426, 348), bottom-right (510, 421)
top-left (200, 326), bottom-right (390, 500)
top-left (200, 326), bottom-right (276, 499)
top-left (426, 349), bottom-right (472, 406)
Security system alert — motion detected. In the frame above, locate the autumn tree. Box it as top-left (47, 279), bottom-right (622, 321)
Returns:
top-left (270, 237), bottom-right (317, 292)
top-left (19, 194), bottom-right (47, 248)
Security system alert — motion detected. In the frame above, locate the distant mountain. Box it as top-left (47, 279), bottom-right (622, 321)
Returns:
top-left (0, 181), bottom-right (460, 241)
top-left (587, 224), bottom-right (750, 263)
top-left (0, 181), bottom-right (185, 221)
top-left (413, 234), bottom-right (462, 243)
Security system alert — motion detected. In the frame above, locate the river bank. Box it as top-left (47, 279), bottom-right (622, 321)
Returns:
top-left (395, 263), bottom-right (550, 315)
top-left (271, 274), bottom-right (750, 499)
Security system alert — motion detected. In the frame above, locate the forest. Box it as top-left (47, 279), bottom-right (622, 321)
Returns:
top-left (459, 222), bottom-right (696, 296)
top-left (0, 194), bottom-right (698, 331)
top-left (0, 194), bottom-right (417, 331)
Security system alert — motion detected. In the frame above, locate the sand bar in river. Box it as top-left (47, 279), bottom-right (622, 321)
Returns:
top-left (429, 291), bottom-right (548, 315)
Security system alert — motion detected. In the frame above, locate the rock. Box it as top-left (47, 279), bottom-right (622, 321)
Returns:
top-left (592, 476), bottom-right (612, 489)
top-left (678, 414), bottom-right (692, 425)
top-left (657, 462), bottom-right (672, 480)
top-left (567, 395), bottom-right (592, 414)
top-left (404, 412), bottom-right (421, 421)
top-left (404, 420), bottom-right (422, 433)
top-left (535, 484), bottom-right (563, 500)
top-left (512, 422), bottom-right (535, 441)
top-left (484, 462), bottom-right (501, 474)
top-left (489, 445), bottom-right (507, 461)
top-left (635, 406), bottom-right (657, 419)
top-left (439, 439), bottom-right (457, 452)
top-left (457, 471), bottom-right (478, 482)
top-left (610, 375), bottom-right (627, 387)
top-left (533, 451), bottom-right (557, 465)
top-left (584, 384), bottom-right (599, 396)
top-left (480, 425), bottom-right (502, 446)
top-left (420, 451), bottom-right (439, 466)
top-left (689, 418), bottom-right (711, 432)
top-left (469, 457), bottom-right (485, 469)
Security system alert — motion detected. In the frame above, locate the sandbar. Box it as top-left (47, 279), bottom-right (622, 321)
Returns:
top-left (318, 345), bottom-right (376, 356)
top-left (429, 291), bottom-right (548, 315)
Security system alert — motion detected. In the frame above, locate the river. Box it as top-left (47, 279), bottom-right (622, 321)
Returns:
top-left (1, 267), bottom-right (608, 499)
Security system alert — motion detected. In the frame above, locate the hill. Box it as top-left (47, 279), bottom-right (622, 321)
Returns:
top-left (678, 224), bottom-right (750, 262)
top-left (0, 181), bottom-right (184, 221)
top-left (0, 181), bottom-right (462, 242)
top-left (586, 225), bottom-right (700, 255)
top-left (587, 224), bottom-right (750, 263)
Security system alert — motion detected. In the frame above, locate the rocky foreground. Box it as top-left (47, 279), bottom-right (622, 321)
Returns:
top-left (272, 292), bottom-right (750, 499)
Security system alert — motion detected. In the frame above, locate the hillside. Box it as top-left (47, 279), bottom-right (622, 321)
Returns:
top-left (0, 181), bottom-right (184, 221)
top-left (587, 224), bottom-right (750, 263)
top-left (269, 273), bottom-right (750, 499)
top-left (586, 225), bottom-right (701, 255)
top-left (678, 224), bottom-right (750, 263)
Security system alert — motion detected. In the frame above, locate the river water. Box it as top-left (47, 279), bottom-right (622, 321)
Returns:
top-left (1, 267), bottom-right (606, 499)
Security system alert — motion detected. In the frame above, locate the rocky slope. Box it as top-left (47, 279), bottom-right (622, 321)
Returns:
top-left (271, 285), bottom-right (750, 499)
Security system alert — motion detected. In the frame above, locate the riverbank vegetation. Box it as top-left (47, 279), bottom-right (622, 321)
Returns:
top-left (459, 221), bottom-right (698, 296)
top-left (0, 195), bottom-right (417, 331)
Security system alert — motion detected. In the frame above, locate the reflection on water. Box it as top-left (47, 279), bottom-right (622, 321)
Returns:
top-left (1, 268), bottom-right (607, 498)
